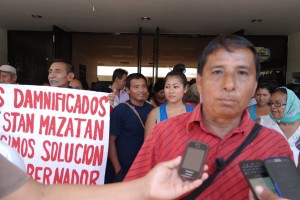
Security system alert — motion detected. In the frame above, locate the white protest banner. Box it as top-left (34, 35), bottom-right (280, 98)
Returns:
top-left (0, 84), bottom-right (110, 185)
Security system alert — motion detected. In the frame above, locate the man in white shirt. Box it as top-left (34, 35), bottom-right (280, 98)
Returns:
top-left (111, 68), bottom-right (129, 106)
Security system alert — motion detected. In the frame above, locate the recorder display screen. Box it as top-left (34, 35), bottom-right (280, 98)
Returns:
top-left (182, 148), bottom-right (204, 172)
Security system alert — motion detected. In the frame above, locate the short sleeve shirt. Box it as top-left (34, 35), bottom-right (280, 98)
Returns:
top-left (114, 89), bottom-right (129, 106)
top-left (110, 101), bottom-right (153, 170)
top-left (125, 104), bottom-right (293, 199)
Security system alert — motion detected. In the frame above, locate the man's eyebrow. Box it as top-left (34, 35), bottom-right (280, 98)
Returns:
top-left (207, 64), bottom-right (223, 69)
top-left (208, 64), bottom-right (252, 69)
top-left (49, 68), bottom-right (63, 72)
top-left (237, 65), bottom-right (252, 70)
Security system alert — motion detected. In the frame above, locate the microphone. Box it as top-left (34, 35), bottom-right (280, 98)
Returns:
top-left (216, 157), bottom-right (225, 170)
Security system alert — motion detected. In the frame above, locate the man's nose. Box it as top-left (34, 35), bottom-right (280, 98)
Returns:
top-left (48, 72), bottom-right (55, 78)
top-left (223, 74), bottom-right (236, 91)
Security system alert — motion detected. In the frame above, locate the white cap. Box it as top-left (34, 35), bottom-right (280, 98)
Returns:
top-left (0, 65), bottom-right (17, 75)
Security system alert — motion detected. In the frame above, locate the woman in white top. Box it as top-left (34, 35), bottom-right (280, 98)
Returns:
top-left (260, 87), bottom-right (300, 166)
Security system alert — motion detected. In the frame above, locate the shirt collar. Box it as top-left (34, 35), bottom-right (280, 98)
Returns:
top-left (187, 103), bottom-right (255, 138)
top-left (120, 89), bottom-right (127, 94)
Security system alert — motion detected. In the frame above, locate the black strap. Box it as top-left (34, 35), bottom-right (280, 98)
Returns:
top-left (182, 123), bottom-right (262, 200)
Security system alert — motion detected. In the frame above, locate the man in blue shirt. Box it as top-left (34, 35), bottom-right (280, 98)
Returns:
top-left (107, 73), bottom-right (153, 183)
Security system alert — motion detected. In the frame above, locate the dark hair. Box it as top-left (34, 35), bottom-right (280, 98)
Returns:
top-left (125, 73), bottom-right (147, 88)
top-left (198, 34), bottom-right (260, 80)
top-left (256, 80), bottom-right (279, 94)
top-left (165, 64), bottom-right (188, 87)
top-left (173, 63), bottom-right (186, 73)
top-left (80, 78), bottom-right (89, 90)
top-left (112, 68), bottom-right (128, 82)
top-left (189, 78), bottom-right (196, 86)
top-left (90, 81), bottom-right (96, 90)
top-left (153, 78), bottom-right (165, 93)
top-left (50, 59), bottom-right (74, 74)
top-left (92, 81), bottom-right (113, 93)
top-left (286, 83), bottom-right (300, 99)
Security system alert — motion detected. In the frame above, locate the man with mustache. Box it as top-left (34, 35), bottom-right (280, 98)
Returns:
top-left (124, 35), bottom-right (293, 199)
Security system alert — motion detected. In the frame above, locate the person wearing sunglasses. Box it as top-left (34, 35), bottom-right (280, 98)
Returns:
top-left (260, 86), bottom-right (300, 166)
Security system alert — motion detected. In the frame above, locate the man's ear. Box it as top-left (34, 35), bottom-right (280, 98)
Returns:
top-left (125, 86), bottom-right (130, 94)
top-left (12, 75), bottom-right (17, 82)
top-left (251, 81), bottom-right (258, 97)
top-left (68, 73), bottom-right (75, 81)
top-left (196, 74), bottom-right (202, 94)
